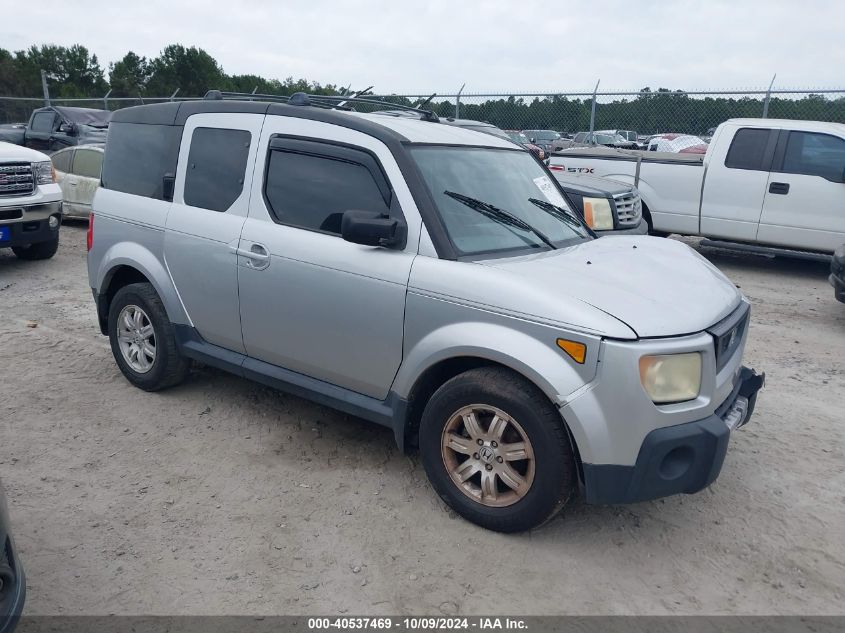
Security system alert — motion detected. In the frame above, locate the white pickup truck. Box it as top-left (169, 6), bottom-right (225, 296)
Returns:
top-left (550, 118), bottom-right (845, 256)
top-left (0, 141), bottom-right (63, 259)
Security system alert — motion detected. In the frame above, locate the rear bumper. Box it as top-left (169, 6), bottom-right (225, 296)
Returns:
top-left (583, 367), bottom-right (764, 505)
top-left (0, 201), bottom-right (61, 248)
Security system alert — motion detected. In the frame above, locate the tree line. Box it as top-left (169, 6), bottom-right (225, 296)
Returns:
top-left (2, 43), bottom-right (843, 134)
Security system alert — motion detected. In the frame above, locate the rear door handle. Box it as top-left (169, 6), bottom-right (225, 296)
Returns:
top-left (235, 243), bottom-right (270, 269)
top-left (769, 182), bottom-right (790, 195)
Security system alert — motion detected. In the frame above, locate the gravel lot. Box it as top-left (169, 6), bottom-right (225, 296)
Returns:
top-left (1, 223), bottom-right (843, 616)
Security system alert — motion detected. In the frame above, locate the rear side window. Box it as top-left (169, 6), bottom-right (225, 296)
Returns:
top-left (51, 149), bottom-right (73, 173)
top-left (31, 111), bottom-right (56, 132)
top-left (72, 149), bottom-right (103, 179)
top-left (781, 131), bottom-right (845, 182)
top-left (101, 122), bottom-right (182, 200)
top-left (183, 127), bottom-right (251, 212)
top-left (264, 149), bottom-right (390, 235)
top-left (725, 128), bottom-right (772, 170)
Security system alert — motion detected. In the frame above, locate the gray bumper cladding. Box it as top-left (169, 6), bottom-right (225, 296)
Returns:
top-left (583, 367), bottom-right (764, 505)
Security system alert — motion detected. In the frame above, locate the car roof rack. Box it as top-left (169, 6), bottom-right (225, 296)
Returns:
top-left (203, 90), bottom-right (439, 122)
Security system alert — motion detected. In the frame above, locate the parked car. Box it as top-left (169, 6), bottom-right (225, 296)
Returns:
top-left (434, 119), bottom-right (547, 162)
top-left (505, 130), bottom-right (546, 161)
top-left (647, 134), bottom-right (708, 153)
top-left (88, 93), bottom-right (763, 533)
top-left (0, 106), bottom-right (110, 153)
top-left (0, 141), bottom-right (63, 260)
top-left (554, 132), bottom-right (638, 151)
top-left (547, 168), bottom-right (647, 235)
top-left (550, 118), bottom-right (845, 254)
top-left (0, 478), bottom-right (25, 633)
top-left (831, 244), bottom-right (845, 303)
top-left (522, 129), bottom-right (561, 155)
top-left (596, 129), bottom-right (641, 148)
top-left (50, 145), bottom-right (104, 219)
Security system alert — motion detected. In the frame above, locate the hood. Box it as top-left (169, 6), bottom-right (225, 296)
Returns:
top-left (552, 171), bottom-right (632, 197)
top-left (0, 140), bottom-right (50, 162)
top-left (482, 236), bottom-right (741, 338)
top-left (78, 125), bottom-right (109, 145)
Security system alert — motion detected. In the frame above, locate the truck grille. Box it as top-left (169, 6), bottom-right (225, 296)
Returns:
top-left (0, 163), bottom-right (35, 197)
top-left (612, 190), bottom-right (642, 227)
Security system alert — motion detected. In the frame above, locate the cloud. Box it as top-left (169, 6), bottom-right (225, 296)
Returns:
top-left (1, 0), bottom-right (842, 94)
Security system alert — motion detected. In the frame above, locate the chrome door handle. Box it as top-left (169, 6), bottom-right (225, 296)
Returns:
top-left (68, 181), bottom-right (77, 186)
top-left (236, 247), bottom-right (269, 260)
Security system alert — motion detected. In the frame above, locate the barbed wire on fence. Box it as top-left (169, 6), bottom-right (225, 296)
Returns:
top-left (3, 87), bottom-right (845, 136)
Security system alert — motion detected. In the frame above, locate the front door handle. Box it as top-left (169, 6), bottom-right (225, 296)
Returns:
top-left (769, 182), bottom-right (790, 195)
top-left (235, 243), bottom-right (270, 269)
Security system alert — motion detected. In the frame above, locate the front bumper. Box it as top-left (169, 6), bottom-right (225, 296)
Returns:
top-left (582, 367), bottom-right (764, 504)
top-left (595, 219), bottom-right (649, 237)
top-left (0, 201), bottom-right (61, 249)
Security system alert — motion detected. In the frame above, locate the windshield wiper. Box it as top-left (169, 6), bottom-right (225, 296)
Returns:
top-left (527, 197), bottom-right (587, 231)
top-left (443, 190), bottom-right (557, 250)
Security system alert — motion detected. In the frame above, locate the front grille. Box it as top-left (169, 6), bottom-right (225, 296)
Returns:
top-left (708, 302), bottom-right (751, 372)
top-left (0, 163), bottom-right (35, 197)
top-left (612, 190), bottom-right (642, 227)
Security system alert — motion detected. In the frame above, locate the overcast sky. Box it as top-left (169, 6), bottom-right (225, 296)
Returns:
top-left (2, 0), bottom-right (843, 94)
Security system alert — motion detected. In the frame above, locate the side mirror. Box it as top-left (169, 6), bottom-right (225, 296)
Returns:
top-left (529, 137), bottom-right (536, 143)
top-left (59, 122), bottom-right (77, 136)
top-left (341, 210), bottom-right (406, 248)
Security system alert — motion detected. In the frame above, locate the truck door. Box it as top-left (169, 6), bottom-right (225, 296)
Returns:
top-left (700, 126), bottom-right (778, 241)
top-left (237, 119), bottom-right (419, 400)
top-left (26, 110), bottom-right (59, 151)
top-left (163, 113), bottom-right (264, 354)
top-left (757, 130), bottom-right (845, 252)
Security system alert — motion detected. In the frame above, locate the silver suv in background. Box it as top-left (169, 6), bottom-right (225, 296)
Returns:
top-left (87, 92), bottom-right (763, 532)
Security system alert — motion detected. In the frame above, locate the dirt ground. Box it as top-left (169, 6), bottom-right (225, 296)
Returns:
top-left (1, 223), bottom-right (843, 616)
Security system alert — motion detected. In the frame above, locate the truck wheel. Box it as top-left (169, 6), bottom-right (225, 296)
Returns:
top-left (108, 283), bottom-right (189, 391)
top-left (12, 234), bottom-right (59, 260)
top-left (419, 367), bottom-right (576, 532)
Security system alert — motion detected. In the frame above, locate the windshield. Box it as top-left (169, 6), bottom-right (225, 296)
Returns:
top-left (508, 132), bottom-right (529, 144)
top-left (411, 147), bottom-right (590, 257)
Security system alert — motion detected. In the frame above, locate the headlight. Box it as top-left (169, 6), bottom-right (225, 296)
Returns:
top-left (582, 197), bottom-right (614, 231)
top-left (33, 161), bottom-right (55, 185)
top-left (639, 352), bottom-right (702, 404)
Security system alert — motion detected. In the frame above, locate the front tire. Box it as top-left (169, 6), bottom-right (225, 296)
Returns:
top-left (419, 367), bottom-right (576, 532)
top-left (12, 234), bottom-right (59, 260)
top-left (108, 283), bottom-right (189, 391)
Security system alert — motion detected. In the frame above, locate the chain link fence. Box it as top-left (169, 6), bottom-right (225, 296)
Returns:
top-left (3, 88), bottom-right (845, 136)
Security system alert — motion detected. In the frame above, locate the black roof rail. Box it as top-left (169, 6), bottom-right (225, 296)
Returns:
top-left (201, 90), bottom-right (439, 122)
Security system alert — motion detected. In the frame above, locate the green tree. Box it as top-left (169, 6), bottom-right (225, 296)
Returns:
top-left (145, 44), bottom-right (226, 97)
top-left (108, 51), bottom-right (150, 97)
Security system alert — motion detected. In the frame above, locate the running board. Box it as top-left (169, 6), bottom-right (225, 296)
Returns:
top-left (699, 239), bottom-right (833, 263)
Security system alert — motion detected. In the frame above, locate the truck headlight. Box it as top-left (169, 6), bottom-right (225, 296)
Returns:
top-left (583, 197), bottom-right (614, 231)
top-left (33, 161), bottom-right (55, 185)
top-left (639, 352), bottom-right (702, 403)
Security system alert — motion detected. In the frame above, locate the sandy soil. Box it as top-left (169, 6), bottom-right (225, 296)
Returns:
top-left (1, 224), bottom-right (843, 616)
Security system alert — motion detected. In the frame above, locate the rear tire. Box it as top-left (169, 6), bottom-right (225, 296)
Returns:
top-left (108, 283), bottom-right (189, 391)
top-left (12, 234), bottom-right (59, 260)
top-left (419, 367), bottom-right (576, 532)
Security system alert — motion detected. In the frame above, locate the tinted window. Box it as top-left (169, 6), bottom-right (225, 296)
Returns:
top-left (31, 111), bottom-right (56, 133)
top-left (782, 131), bottom-right (845, 181)
top-left (184, 127), bottom-right (251, 212)
top-left (101, 122), bottom-right (182, 200)
top-left (72, 149), bottom-right (103, 179)
top-left (725, 128), bottom-right (771, 170)
top-left (51, 149), bottom-right (73, 173)
top-left (264, 150), bottom-right (389, 235)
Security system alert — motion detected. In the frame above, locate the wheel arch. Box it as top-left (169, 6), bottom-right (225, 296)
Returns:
top-left (95, 244), bottom-right (188, 335)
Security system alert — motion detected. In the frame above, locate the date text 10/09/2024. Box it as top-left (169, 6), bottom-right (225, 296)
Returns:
top-left (307, 617), bottom-right (529, 630)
